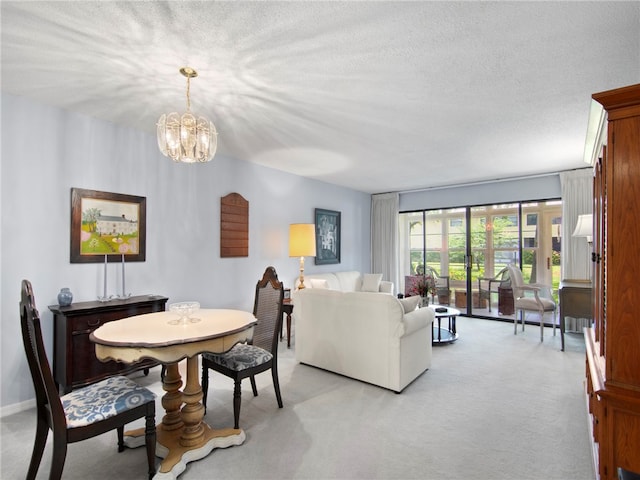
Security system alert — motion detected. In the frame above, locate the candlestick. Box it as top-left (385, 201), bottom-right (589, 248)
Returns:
top-left (104, 254), bottom-right (107, 297)
top-left (98, 255), bottom-right (109, 302)
top-left (121, 253), bottom-right (125, 297)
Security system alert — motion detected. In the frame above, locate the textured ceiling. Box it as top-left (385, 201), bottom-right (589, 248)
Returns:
top-left (2, 1), bottom-right (639, 194)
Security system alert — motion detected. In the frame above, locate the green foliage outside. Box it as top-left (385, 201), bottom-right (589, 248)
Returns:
top-left (410, 215), bottom-right (561, 301)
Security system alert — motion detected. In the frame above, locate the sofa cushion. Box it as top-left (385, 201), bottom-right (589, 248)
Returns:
top-left (310, 278), bottom-right (330, 289)
top-left (362, 273), bottom-right (383, 292)
top-left (399, 296), bottom-right (420, 313)
top-left (334, 271), bottom-right (363, 291)
top-left (301, 273), bottom-right (342, 290)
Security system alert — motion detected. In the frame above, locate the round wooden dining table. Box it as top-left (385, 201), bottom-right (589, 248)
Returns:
top-left (91, 308), bottom-right (256, 479)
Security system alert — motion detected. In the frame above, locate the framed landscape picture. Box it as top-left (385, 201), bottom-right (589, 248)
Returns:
top-left (315, 208), bottom-right (340, 265)
top-left (70, 188), bottom-right (146, 263)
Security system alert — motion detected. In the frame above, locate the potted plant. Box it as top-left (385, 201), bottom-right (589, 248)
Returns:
top-left (407, 274), bottom-right (436, 307)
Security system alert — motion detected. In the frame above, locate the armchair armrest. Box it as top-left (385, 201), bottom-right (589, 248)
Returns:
top-left (380, 281), bottom-right (394, 295)
top-left (527, 283), bottom-right (555, 303)
top-left (520, 285), bottom-right (541, 292)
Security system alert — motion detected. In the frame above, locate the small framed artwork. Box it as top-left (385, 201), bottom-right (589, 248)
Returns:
top-left (70, 188), bottom-right (146, 263)
top-left (283, 288), bottom-right (291, 300)
top-left (315, 208), bottom-right (341, 265)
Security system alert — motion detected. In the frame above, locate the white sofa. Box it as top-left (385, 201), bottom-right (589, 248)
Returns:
top-left (292, 271), bottom-right (434, 392)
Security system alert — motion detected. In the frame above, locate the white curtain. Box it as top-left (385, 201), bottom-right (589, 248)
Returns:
top-left (560, 169), bottom-right (593, 331)
top-left (371, 193), bottom-right (399, 292)
top-left (560, 169), bottom-right (593, 280)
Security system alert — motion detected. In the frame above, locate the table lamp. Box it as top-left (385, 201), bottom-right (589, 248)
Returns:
top-left (572, 214), bottom-right (593, 244)
top-left (289, 224), bottom-right (316, 289)
top-left (573, 213), bottom-right (593, 280)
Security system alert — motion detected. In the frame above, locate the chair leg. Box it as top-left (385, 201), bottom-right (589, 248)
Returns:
top-left (26, 417), bottom-right (48, 480)
top-left (145, 412), bottom-right (156, 480)
top-left (201, 363), bottom-right (209, 415)
top-left (233, 380), bottom-right (242, 430)
top-left (117, 425), bottom-right (125, 452)
top-left (50, 430), bottom-right (68, 480)
top-left (250, 375), bottom-right (258, 397)
top-left (540, 318), bottom-right (544, 342)
top-left (271, 366), bottom-right (283, 408)
top-left (514, 311), bottom-right (525, 334)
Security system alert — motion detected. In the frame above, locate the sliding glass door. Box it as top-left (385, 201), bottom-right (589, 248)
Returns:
top-left (399, 200), bottom-right (561, 322)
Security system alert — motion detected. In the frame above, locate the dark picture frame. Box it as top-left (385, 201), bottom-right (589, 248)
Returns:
top-left (70, 188), bottom-right (146, 263)
top-left (315, 208), bottom-right (341, 265)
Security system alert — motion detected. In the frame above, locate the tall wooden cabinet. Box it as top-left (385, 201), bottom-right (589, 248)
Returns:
top-left (49, 294), bottom-right (168, 393)
top-left (584, 83), bottom-right (640, 480)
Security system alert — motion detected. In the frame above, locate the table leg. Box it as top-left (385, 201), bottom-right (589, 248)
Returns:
top-left (438, 317), bottom-right (442, 341)
top-left (179, 357), bottom-right (205, 446)
top-left (153, 359), bottom-right (246, 479)
top-left (286, 312), bottom-right (292, 348)
top-left (123, 364), bottom-right (183, 449)
top-left (161, 363), bottom-right (184, 432)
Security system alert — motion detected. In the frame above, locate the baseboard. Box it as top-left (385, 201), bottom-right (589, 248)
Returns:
top-left (0, 398), bottom-right (35, 418)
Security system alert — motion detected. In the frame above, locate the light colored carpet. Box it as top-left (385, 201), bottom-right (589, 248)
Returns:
top-left (1, 316), bottom-right (594, 480)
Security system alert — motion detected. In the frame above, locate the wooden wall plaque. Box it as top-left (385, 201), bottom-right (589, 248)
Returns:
top-left (220, 193), bottom-right (249, 257)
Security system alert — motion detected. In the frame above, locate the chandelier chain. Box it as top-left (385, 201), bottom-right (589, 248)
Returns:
top-left (185, 76), bottom-right (191, 112)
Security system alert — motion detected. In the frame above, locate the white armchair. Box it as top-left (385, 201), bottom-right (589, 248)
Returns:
top-left (506, 264), bottom-right (557, 342)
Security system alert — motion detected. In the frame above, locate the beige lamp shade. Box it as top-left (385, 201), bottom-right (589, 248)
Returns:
top-left (572, 214), bottom-right (593, 242)
top-left (289, 224), bottom-right (316, 257)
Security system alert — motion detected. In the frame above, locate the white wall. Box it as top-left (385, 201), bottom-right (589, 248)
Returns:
top-left (399, 175), bottom-right (561, 211)
top-left (0, 93), bottom-right (371, 411)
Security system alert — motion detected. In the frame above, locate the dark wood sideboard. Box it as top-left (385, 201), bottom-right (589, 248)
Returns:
top-left (558, 280), bottom-right (592, 352)
top-left (49, 294), bottom-right (168, 393)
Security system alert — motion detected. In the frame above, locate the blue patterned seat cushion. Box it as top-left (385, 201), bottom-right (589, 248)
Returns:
top-left (203, 343), bottom-right (272, 371)
top-left (61, 375), bottom-right (156, 429)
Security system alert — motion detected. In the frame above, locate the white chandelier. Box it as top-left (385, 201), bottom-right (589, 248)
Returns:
top-left (157, 67), bottom-right (217, 163)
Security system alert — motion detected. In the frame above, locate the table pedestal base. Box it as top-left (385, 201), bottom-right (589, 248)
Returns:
top-left (154, 423), bottom-right (245, 479)
top-left (124, 423), bottom-right (246, 479)
top-left (123, 424), bottom-right (245, 479)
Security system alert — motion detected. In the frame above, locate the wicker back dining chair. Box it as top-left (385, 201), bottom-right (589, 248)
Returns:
top-left (20, 279), bottom-right (156, 480)
top-left (201, 266), bottom-right (285, 429)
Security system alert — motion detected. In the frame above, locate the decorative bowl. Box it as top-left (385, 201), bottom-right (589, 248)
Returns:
top-left (168, 301), bottom-right (201, 325)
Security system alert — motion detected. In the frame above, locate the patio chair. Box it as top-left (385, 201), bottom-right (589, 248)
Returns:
top-left (425, 266), bottom-right (451, 305)
top-left (408, 266), bottom-right (451, 305)
top-left (478, 266), bottom-right (509, 312)
top-left (506, 264), bottom-right (557, 342)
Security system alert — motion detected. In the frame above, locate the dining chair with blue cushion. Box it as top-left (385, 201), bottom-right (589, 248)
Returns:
top-left (201, 266), bottom-right (284, 429)
top-left (20, 279), bottom-right (157, 480)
